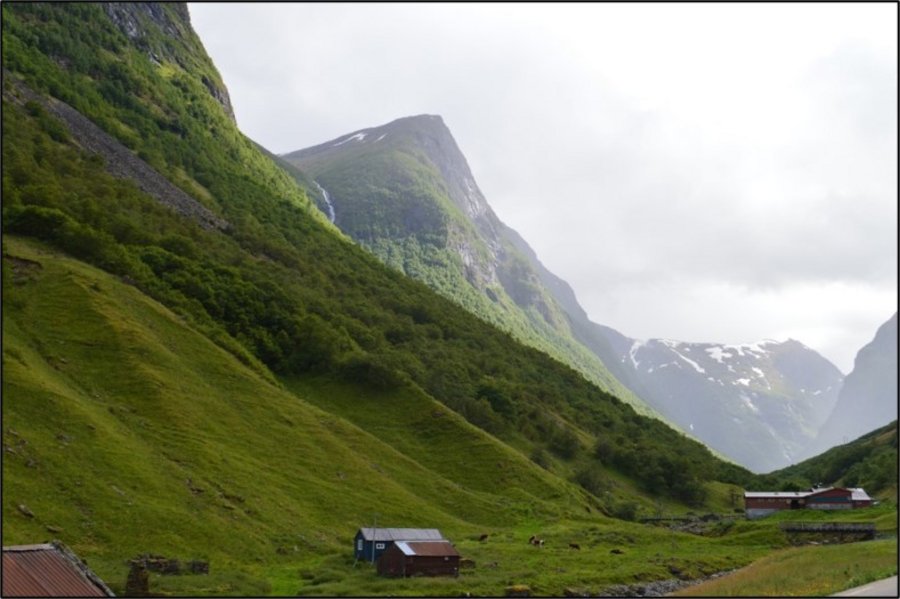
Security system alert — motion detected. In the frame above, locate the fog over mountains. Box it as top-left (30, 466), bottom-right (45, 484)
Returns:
top-left (284, 115), bottom-right (894, 472)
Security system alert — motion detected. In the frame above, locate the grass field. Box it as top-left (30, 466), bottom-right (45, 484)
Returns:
top-left (674, 538), bottom-right (898, 596)
top-left (4, 235), bottom-right (897, 596)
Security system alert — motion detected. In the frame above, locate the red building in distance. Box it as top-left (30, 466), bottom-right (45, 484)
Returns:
top-left (744, 487), bottom-right (873, 519)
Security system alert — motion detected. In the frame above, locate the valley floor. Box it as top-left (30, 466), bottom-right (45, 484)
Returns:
top-left (103, 508), bottom-right (898, 596)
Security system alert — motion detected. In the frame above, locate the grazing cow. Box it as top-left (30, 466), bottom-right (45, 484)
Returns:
top-left (568, 543), bottom-right (580, 550)
top-left (528, 536), bottom-right (544, 547)
top-left (479, 533), bottom-right (489, 542)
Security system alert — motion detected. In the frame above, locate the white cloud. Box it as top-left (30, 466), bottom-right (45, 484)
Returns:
top-left (189, 3), bottom-right (898, 373)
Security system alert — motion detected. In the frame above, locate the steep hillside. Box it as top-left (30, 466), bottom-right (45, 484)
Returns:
top-left (802, 314), bottom-right (898, 460)
top-left (766, 421), bottom-right (898, 501)
top-left (282, 115), bottom-right (651, 415)
top-left (283, 116), bottom-right (844, 473)
top-left (0, 4), bottom-right (767, 594)
top-left (1, 236), bottom-right (587, 593)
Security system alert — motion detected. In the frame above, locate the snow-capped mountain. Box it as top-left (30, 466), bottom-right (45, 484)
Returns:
top-left (602, 336), bottom-right (843, 472)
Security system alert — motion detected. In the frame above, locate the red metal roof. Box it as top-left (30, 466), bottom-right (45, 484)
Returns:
top-left (2, 543), bottom-right (114, 597)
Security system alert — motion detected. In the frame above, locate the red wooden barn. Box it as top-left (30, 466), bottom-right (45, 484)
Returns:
top-left (744, 486), bottom-right (873, 519)
top-left (376, 540), bottom-right (460, 578)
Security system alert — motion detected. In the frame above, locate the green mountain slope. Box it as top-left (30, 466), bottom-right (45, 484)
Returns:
top-left (282, 116), bottom-right (654, 417)
top-left (765, 421), bottom-right (898, 501)
top-left (0, 3), bottom-right (778, 594)
top-left (2, 235), bottom-right (600, 588)
top-left (2, 241), bottom-right (790, 597)
top-left (1, 0), bottom-right (747, 507)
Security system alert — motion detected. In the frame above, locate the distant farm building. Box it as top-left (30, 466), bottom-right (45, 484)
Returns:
top-left (354, 527), bottom-right (444, 562)
top-left (2, 542), bottom-right (115, 597)
top-left (744, 487), bottom-right (873, 519)
top-left (377, 540), bottom-right (460, 578)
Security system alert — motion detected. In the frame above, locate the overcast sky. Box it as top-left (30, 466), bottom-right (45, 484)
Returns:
top-left (189, 3), bottom-right (897, 374)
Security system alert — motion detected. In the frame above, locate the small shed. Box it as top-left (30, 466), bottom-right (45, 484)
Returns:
top-left (354, 527), bottom-right (443, 562)
top-left (377, 540), bottom-right (460, 578)
top-left (2, 541), bottom-right (115, 597)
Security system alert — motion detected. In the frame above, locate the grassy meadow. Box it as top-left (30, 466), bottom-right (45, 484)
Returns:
top-left (5, 235), bottom-right (896, 596)
top-left (674, 538), bottom-right (898, 597)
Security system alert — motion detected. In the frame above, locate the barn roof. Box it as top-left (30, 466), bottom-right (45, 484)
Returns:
top-left (744, 491), bottom-right (810, 498)
top-left (745, 487), bottom-right (868, 499)
top-left (358, 528), bottom-right (443, 541)
top-left (2, 542), bottom-right (115, 597)
top-left (849, 488), bottom-right (872, 501)
top-left (393, 541), bottom-right (460, 557)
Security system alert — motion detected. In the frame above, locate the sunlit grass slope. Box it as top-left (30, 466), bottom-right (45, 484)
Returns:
top-left (2, 236), bottom-right (798, 597)
top-left (2, 236), bottom-right (590, 594)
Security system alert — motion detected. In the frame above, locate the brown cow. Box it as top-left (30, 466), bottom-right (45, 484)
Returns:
top-left (568, 543), bottom-right (580, 550)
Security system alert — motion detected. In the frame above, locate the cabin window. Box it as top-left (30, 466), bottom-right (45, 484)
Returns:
top-left (357, 540), bottom-right (362, 551)
top-left (375, 543), bottom-right (385, 549)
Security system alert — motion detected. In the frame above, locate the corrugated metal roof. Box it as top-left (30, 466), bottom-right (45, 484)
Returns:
top-left (744, 491), bottom-right (810, 498)
top-left (745, 487), bottom-right (842, 499)
top-left (2, 542), bottom-right (115, 597)
top-left (850, 488), bottom-right (872, 501)
top-left (358, 528), bottom-right (443, 541)
top-left (393, 541), bottom-right (460, 557)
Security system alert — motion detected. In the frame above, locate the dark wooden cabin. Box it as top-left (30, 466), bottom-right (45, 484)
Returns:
top-left (376, 540), bottom-right (460, 578)
top-left (354, 527), bottom-right (443, 562)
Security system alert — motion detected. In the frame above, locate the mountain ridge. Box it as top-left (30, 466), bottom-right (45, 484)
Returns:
top-left (284, 112), bottom-right (845, 472)
top-left (800, 313), bottom-right (898, 461)
top-left (284, 113), bottom-right (653, 414)
top-left (4, 3), bottom-right (895, 594)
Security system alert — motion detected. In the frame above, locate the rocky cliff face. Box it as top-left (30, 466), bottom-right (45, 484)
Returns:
top-left (801, 313), bottom-right (898, 459)
top-left (102, 2), bottom-right (235, 121)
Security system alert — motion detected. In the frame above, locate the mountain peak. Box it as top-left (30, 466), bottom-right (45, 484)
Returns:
top-left (284, 114), bottom-right (496, 229)
top-left (383, 113), bottom-right (446, 130)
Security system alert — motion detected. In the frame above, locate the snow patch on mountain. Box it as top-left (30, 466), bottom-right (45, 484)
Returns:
top-left (333, 132), bottom-right (367, 146)
top-left (706, 346), bottom-right (733, 363)
top-left (673, 349), bottom-right (706, 374)
top-left (629, 340), bottom-right (644, 369)
top-left (740, 393), bottom-right (760, 413)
